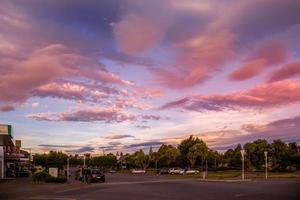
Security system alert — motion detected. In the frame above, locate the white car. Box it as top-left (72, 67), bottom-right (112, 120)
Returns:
top-left (168, 168), bottom-right (182, 175)
top-left (131, 169), bottom-right (146, 174)
top-left (180, 169), bottom-right (200, 175)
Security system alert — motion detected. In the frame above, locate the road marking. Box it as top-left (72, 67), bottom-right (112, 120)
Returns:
top-left (26, 197), bottom-right (76, 200)
top-left (56, 179), bottom-right (194, 194)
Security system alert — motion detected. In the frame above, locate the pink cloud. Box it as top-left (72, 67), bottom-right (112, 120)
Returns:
top-left (229, 41), bottom-right (288, 81)
top-left (141, 115), bottom-right (161, 120)
top-left (229, 59), bottom-right (266, 81)
top-left (104, 134), bottom-right (134, 140)
top-left (246, 40), bottom-right (288, 66)
top-left (113, 14), bottom-right (165, 54)
top-left (155, 31), bottom-right (236, 88)
top-left (0, 44), bottom-right (131, 103)
top-left (27, 107), bottom-right (137, 123)
top-left (161, 80), bottom-right (300, 111)
top-left (0, 105), bottom-right (15, 112)
top-left (268, 61), bottom-right (300, 82)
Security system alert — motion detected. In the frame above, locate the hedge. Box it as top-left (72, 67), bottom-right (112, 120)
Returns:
top-left (32, 172), bottom-right (67, 183)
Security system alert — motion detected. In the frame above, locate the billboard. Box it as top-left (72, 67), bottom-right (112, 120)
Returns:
top-left (0, 125), bottom-right (13, 138)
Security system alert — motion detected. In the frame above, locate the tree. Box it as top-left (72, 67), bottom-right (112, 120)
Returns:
top-left (187, 142), bottom-right (208, 169)
top-left (285, 142), bottom-right (300, 170)
top-left (271, 139), bottom-right (288, 171)
top-left (45, 151), bottom-right (68, 169)
top-left (33, 154), bottom-right (47, 167)
top-left (158, 144), bottom-right (179, 167)
top-left (207, 150), bottom-right (221, 170)
top-left (244, 139), bottom-right (270, 170)
top-left (133, 150), bottom-right (150, 169)
top-left (89, 154), bottom-right (117, 169)
top-left (149, 146), bottom-right (153, 157)
top-left (151, 152), bottom-right (161, 171)
top-left (224, 144), bottom-right (242, 169)
top-left (178, 136), bottom-right (202, 166)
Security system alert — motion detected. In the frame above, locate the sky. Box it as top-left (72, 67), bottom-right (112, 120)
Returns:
top-left (0, 0), bottom-right (300, 154)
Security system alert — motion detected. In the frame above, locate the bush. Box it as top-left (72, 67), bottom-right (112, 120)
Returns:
top-left (45, 176), bottom-right (67, 183)
top-left (32, 172), bottom-right (51, 182)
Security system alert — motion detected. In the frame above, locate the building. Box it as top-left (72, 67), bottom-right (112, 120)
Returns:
top-left (0, 124), bottom-right (30, 179)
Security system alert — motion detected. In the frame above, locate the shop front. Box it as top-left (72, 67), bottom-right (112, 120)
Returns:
top-left (0, 124), bottom-right (15, 179)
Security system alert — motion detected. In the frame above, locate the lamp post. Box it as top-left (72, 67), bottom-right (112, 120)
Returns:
top-left (241, 150), bottom-right (245, 181)
top-left (205, 159), bottom-right (208, 179)
top-left (83, 155), bottom-right (86, 183)
top-left (264, 151), bottom-right (268, 180)
top-left (67, 157), bottom-right (69, 181)
top-left (83, 155), bottom-right (86, 168)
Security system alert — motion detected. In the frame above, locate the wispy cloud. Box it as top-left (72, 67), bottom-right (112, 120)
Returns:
top-left (104, 134), bottom-right (135, 140)
top-left (161, 80), bottom-right (300, 111)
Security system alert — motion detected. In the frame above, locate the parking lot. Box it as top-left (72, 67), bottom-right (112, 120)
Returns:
top-left (1, 174), bottom-right (300, 200)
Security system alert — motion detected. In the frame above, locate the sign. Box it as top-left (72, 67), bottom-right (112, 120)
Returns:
top-left (49, 168), bottom-right (58, 177)
top-left (0, 125), bottom-right (13, 138)
top-left (15, 140), bottom-right (21, 148)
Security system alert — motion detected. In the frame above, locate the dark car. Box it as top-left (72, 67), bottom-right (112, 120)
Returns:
top-left (159, 168), bottom-right (169, 175)
top-left (75, 168), bottom-right (105, 183)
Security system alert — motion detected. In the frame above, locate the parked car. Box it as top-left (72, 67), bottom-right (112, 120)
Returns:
top-left (168, 168), bottom-right (182, 175)
top-left (179, 169), bottom-right (200, 175)
top-left (75, 168), bottom-right (105, 183)
top-left (34, 165), bottom-right (44, 173)
top-left (131, 169), bottom-right (146, 174)
top-left (109, 169), bottom-right (117, 173)
top-left (159, 168), bottom-right (169, 175)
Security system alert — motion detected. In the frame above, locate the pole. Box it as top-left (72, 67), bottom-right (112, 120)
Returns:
top-left (83, 155), bottom-right (86, 168)
top-left (67, 157), bottom-right (69, 181)
top-left (241, 150), bottom-right (245, 181)
top-left (264, 151), bottom-right (268, 180)
top-left (83, 155), bottom-right (86, 183)
top-left (205, 159), bottom-right (208, 179)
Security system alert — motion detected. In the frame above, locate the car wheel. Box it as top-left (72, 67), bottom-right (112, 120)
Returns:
top-left (102, 176), bottom-right (105, 182)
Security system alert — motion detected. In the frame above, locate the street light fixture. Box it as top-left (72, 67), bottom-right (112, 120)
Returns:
top-left (264, 151), bottom-right (268, 180)
top-left (241, 149), bottom-right (245, 181)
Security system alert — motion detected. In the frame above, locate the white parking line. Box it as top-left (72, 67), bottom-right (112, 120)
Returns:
top-left (56, 179), bottom-right (193, 194)
top-left (26, 197), bottom-right (76, 200)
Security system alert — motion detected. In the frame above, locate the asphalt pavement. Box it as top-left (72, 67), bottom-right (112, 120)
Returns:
top-left (1, 174), bottom-right (300, 200)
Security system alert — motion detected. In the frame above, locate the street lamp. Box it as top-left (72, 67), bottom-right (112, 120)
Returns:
top-left (241, 150), bottom-right (245, 181)
top-left (83, 154), bottom-right (86, 168)
top-left (264, 151), bottom-right (268, 180)
top-left (67, 157), bottom-right (69, 181)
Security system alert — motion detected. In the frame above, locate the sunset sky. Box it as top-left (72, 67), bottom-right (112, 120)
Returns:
top-left (0, 0), bottom-right (300, 154)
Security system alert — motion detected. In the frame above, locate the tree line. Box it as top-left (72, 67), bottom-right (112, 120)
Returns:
top-left (33, 136), bottom-right (300, 172)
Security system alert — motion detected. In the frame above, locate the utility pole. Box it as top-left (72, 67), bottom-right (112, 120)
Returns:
top-left (241, 150), bottom-right (245, 181)
top-left (264, 151), bottom-right (268, 180)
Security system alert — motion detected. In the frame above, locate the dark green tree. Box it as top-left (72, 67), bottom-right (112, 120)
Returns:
top-left (178, 135), bottom-right (202, 166)
top-left (244, 139), bottom-right (270, 170)
top-left (271, 139), bottom-right (288, 171)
